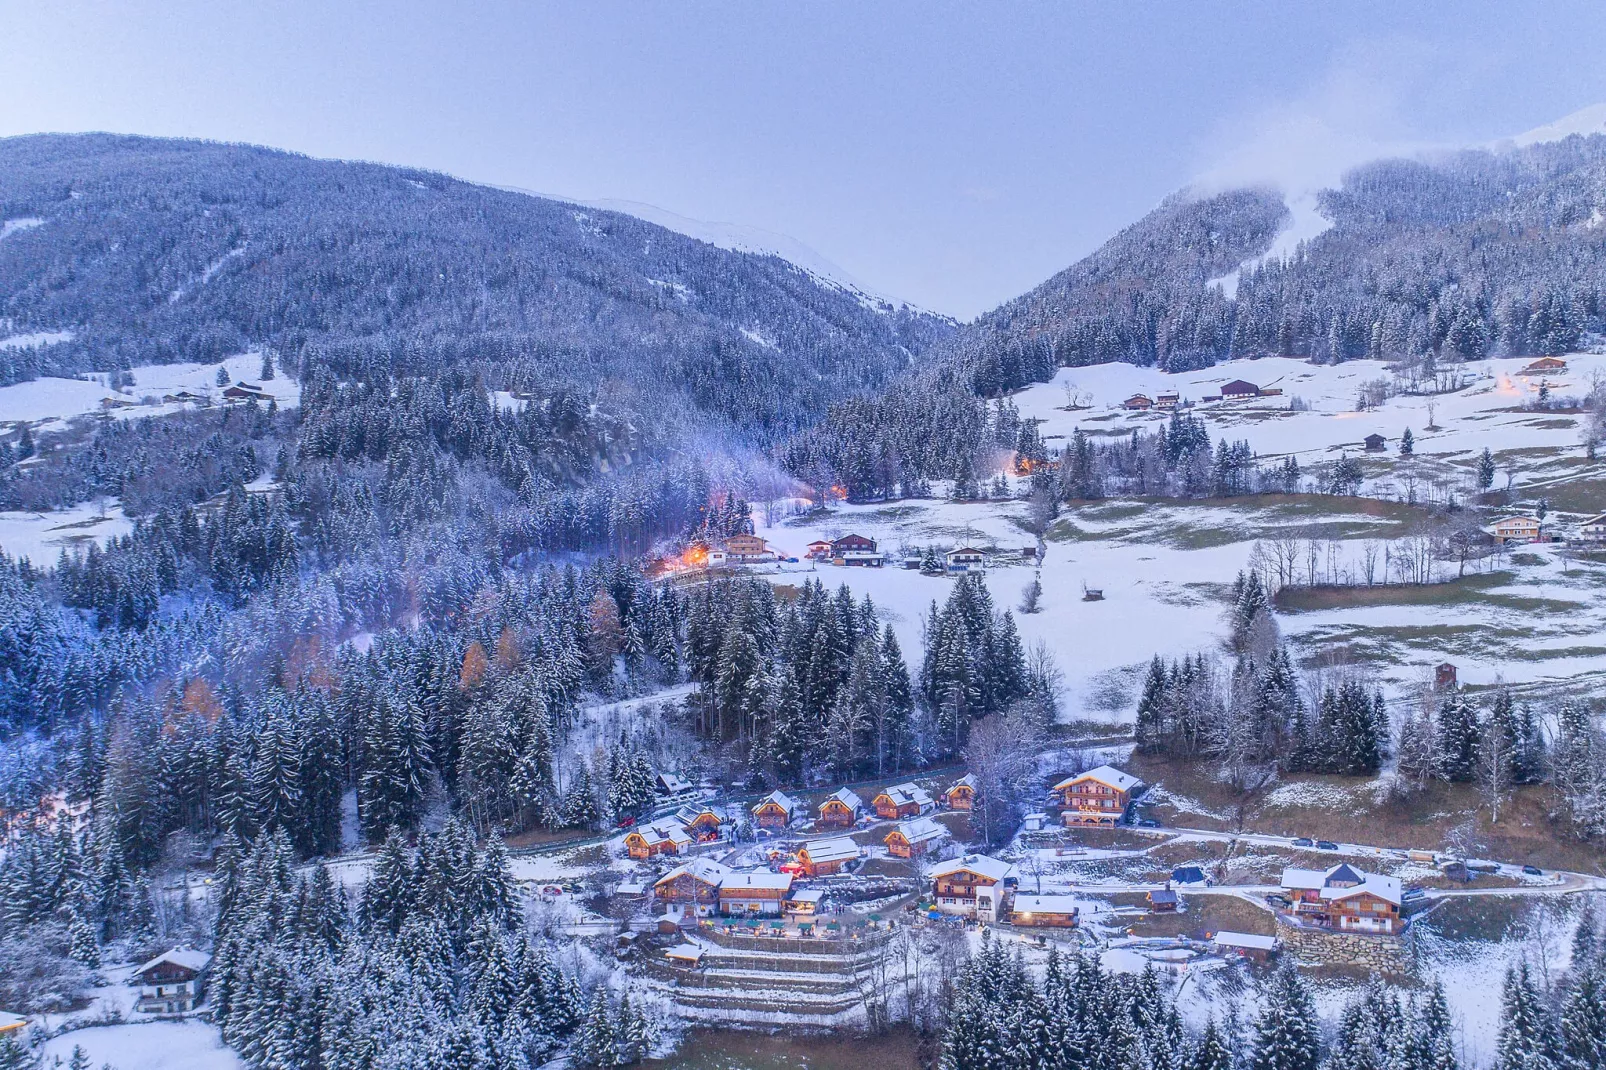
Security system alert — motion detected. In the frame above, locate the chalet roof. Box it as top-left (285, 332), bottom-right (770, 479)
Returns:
top-left (1364, 433), bottom-right (1386, 443)
top-left (1011, 894), bottom-right (1080, 915)
top-left (1052, 764), bottom-right (1141, 793)
top-left (1124, 393), bottom-right (1152, 402)
top-left (665, 943), bottom-right (705, 963)
top-left (656, 772), bottom-right (694, 794)
top-left (1279, 864), bottom-right (1401, 906)
top-left (802, 836), bottom-right (861, 864)
top-left (1582, 514), bottom-right (1606, 526)
top-left (674, 804), bottom-right (722, 825)
top-left (654, 858), bottom-right (731, 889)
top-left (635, 821), bottom-right (693, 847)
top-left (947, 774), bottom-right (977, 793)
top-left (931, 854), bottom-right (1012, 883)
top-left (1220, 379), bottom-right (1260, 393)
top-left (946, 547), bottom-right (986, 557)
top-left (877, 782), bottom-right (933, 807)
top-left (787, 888), bottom-right (825, 904)
top-left (1213, 931), bottom-right (1277, 951)
top-left (1148, 888), bottom-right (1179, 905)
top-left (754, 789), bottom-right (799, 816)
top-left (720, 870), bottom-right (794, 893)
top-left (831, 533), bottom-right (875, 546)
top-left (1493, 515), bottom-right (1538, 526)
top-left (889, 817), bottom-right (946, 845)
top-left (135, 948), bottom-right (212, 977)
top-left (822, 787), bottom-right (863, 811)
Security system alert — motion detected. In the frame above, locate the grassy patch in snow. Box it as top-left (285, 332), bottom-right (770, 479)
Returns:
top-left (1273, 572), bottom-right (1510, 612)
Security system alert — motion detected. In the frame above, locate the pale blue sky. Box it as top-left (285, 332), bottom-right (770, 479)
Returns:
top-left (3, 2), bottom-right (1604, 317)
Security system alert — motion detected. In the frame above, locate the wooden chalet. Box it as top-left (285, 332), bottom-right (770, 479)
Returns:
top-left (1053, 764), bottom-right (1142, 826)
top-left (623, 820), bottom-right (693, 860)
top-left (941, 774), bottom-right (977, 811)
top-left (805, 539), bottom-right (834, 560)
top-left (752, 789), bottom-right (800, 829)
top-left (830, 534), bottom-right (883, 567)
top-left (1491, 515), bottom-right (1541, 543)
top-left (134, 948), bottom-right (212, 1013)
top-left (817, 787), bottom-right (864, 829)
top-left (1147, 887), bottom-right (1179, 913)
top-left (717, 533), bottom-right (776, 563)
top-left (873, 782), bottom-right (934, 820)
top-left (1122, 393), bottom-right (1153, 411)
top-left (1155, 392), bottom-right (1181, 410)
top-left (1220, 380), bottom-right (1261, 400)
top-left (798, 836), bottom-right (860, 877)
top-left (1521, 356), bottom-right (1568, 375)
top-left (718, 870), bottom-right (794, 915)
top-left (930, 854), bottom-right (1013, 921)
top-left (653, 858), bottom-right (731, 912)
top-left (1279, 863), bottom-right (1403, 935)
top-left (674, 804), bottom-right (725, 843)
top-left (222, 382), bottom-right (273, 403)
top-left (1009, 894), bottom-right (1079, 928)
top-left (885, 817), bottom-right (946, 859)
top-left (655, 771), bottom-right (695, 798)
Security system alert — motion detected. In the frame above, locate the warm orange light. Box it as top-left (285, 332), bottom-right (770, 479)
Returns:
top-left (684, 546), bottom-right (709, 567)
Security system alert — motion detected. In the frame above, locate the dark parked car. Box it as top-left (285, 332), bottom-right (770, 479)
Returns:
top-left (1138, 819), bottom-right (1161, 829)
top-left (1292, 837), bottom-right (1314, 848)
top-left (1315, 840), bottom-right (1339, 851)
top-left (1522, 864), bottom-right (1544, 876)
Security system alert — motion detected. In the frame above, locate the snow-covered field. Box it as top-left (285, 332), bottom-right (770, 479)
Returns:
top-left (42, 1020), bottom-right (244, 1070)
top-left (0, 352), bottom-right (299, 432)
top-left (0, 498), bottom-right (133, 564)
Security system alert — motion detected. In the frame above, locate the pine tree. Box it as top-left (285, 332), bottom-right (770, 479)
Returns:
top-left (1249, 964), bottom-right (1321, 1070)
top-left (1400, 427), bottom-right (1414, 456)
top-left (1495, 963), bottom-right (1560, 1070)
top-left (1478, 447), bottom-right (1497, 490)
top-left (1436, 695), bottom-right (1480, 782)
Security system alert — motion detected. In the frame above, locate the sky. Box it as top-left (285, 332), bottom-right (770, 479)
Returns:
top-left (3, 2), bottom-right (1605, 319)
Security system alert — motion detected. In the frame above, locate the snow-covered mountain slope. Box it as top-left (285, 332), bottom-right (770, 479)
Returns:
top-left (1508, 101), bottom-right (1606, 147)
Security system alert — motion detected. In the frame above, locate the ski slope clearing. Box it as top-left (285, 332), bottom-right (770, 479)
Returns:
top-left (1014, 352), bottom-right (1606, 478)
top-left (0, 352), bottom-right (298, 432)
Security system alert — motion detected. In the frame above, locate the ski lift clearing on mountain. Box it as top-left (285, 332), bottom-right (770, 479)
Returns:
top-left (1081, 583), bottom-right (1104, 602)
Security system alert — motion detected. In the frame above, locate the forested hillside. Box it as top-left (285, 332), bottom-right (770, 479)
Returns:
top-left (0, 134), bottom-right (951, 443)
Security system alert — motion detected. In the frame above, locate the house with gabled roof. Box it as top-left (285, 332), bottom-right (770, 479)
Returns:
top-left (941, 774), bottom-right (977, 811)
top-left (655, 771), bottom-right (695, 798)
top-left (1580, 514), bottom-right (1606, 543)
top-left (623, 821), bottom-right (693, 860)
top-left (885, 817), bottom-right (947, 859)
top-left (1009, 894), bottom-right (1079, 928)
top-left (1521, 356), bottom-right (1568, 375)
top-left (873, 783), bottom-right (934, 820)
top-left (674, 804), bottom-right (725, 843)
top-left (1123, 394), bottom-right (1154, 411)
top-left (930, 854), bottom-right (1014, 921)
top-left (134, 948), bottom-right (212, 1013)
top-left (1053, 764), bottom-right (1142, 826)
top-left (653, 858), bottom-right (731, 912)
top-left (752, 789), bottom-right (800, 829)
top-left (1220, 380), bottom-right (1261, 399)
top-left (817, 787), bottom-right (864, 829)
top-left (798, 836), bottom-right (860, 877)
top-left (1491, 515), bottom-right (1541, 544)
top-left (945, 547), bottom-right (987, 574)
top-left (1279, 863), bottom-right (1404, 935)
top-left (718, 870), bottom-right (794, 915)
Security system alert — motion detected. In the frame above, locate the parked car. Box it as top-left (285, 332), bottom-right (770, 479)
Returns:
top-left (1292, 837), bottom-right (1314, 848)
top-left (1138, 819), bottom-right (1161, 829)
top-left (1266, 893), bottom-right (1292, 908)
top-left (1402, 887), bottom-right (1426, 902)
top-left (1522, 864), bottom-right (1544, 876)
top-left (615, 815), bottom-right (636, 829)
top-left (1315, 840), bottom-right (1339, 851)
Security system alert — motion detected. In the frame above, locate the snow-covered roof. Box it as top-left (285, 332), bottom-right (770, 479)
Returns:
top-left (1011, 894), bottom-right (1080, 915)
top-left (665, 943), bottom-right (705, 963)
top-left (655, 857), bottom-right (731, 888)
top-left (135, 948), bottom-right (212, 977)
top-left (878, 782), bottom-right (933, 807)
top-left (947, 774), bottom-right (977, 792)
top-left (675, 804), bottom-right (722, 825)
top-left (931, 854), bottom-right (1013, 883)
top-left (636, 821), bottom-right (693, 847)
top-left (1148, 888), bottom-right (1179, 904)
top-left (656, 772), bottom-right (694, 794)
top-left (1279, 864), bottom-right (1400, 906)
top-left (754, 789), bottom-right (799, 815)
top-left (720, 870), bottom-right (794, 893)
top-left (890, 817), bottom-right (946, 844)
top-left (1213, 931), bottom-right (1277, 951)
top-left (802, 836), bottom-right (861, 864)
top-left (1052, 764), bottom-right (1141, 793)
top-left (946, 547), bottom-right (985, 557)
top-left (822, 787), bottom-right (863, 811)
top-left (787, 888), bottom-right (825, 904)
top-left (1581, 514), bottom-right (1606, 526)
top-left (615, 880), bottom-right (646, 895)
top-left (0, 1011), bottom-right (25, 1032)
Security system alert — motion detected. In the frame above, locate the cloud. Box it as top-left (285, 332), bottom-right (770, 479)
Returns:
top-left (1189, 37), bottom-right (1458, 199)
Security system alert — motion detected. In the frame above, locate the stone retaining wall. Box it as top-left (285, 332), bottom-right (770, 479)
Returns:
top-left (1274, 919), bottom-right (1413, 974)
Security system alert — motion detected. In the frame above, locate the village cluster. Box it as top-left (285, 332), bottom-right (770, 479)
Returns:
top-left (700, 531), bottom-right (1034, 573)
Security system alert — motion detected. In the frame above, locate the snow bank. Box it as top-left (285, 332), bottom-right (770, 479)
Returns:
top-left (42, 1020), bottom-right (244, 1070)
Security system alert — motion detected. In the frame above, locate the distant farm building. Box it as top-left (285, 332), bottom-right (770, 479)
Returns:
top-left (655, 771), bottom-right (695, 798)
top-left (134, 948), bottom-right (212, 1014)
top-left (805, 539), bottom-right (833, 559)
top-left (816, 787), bottom-right (864, 829)
top-left (1122, 394), bottom-right (1153, 411)
top-left (1155, 393), bottom-right (1181, 410)
top-left (1363, 433), bottom-right (1387, 452)
top-left (1213, 931), bottom-right (1278, 963)
top-left (1434, 663), bottom-right (1458, 691)
top-left (1053, 764), bottom-right (1142, 826)
top-left (830, 534), bottom-right (883, 567)
top-left (712, 533), bottom-right (776, 565)
top-left (941, 774), bottom-right (977, 811)
top-left (1521, 356), bottom-right (1568, 375)
top-left (1220, 380), bottom-right (1261, 400)
top-left (1147, 887), bottom-right (1179, 913)
top-left (1580, 514), bottom-right (1606, 542)
top-left (945, 547), bottom-right (987, 574)
top-left (222, 382), bottom-right (273, 403)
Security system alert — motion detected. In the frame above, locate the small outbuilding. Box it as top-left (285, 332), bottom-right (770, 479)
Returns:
top-left (1213, 931), bottom-right (1278, 964)
top-left (1363, 433), bottom-right (1387, 452)
top-left (1147, 888), bottom-right (1179, 913)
